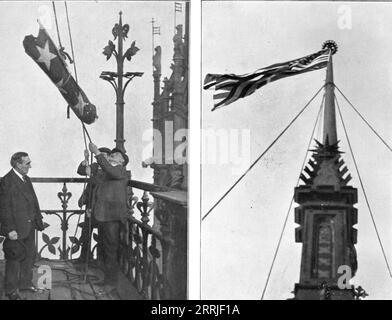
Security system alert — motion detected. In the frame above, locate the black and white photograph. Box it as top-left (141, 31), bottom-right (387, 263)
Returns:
top-left (4, 0), bottom-right (392, 308)
top-left (0, 0), bottom-right (188, 300)
top-left (202, 1), bottom-right (392, 300)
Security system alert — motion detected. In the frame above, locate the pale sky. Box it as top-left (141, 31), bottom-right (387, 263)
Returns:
top-left (0, 1), bottom-right (185, 256)
top-left (2, 0), bottom-right (392, 300)
top-left (202, 1), bottom-right (392, 300)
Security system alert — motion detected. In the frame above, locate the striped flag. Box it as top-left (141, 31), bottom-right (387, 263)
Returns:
top-left (204, 48), bottom-right (330, 111)
top-left (23, 21), bottom-right (97, 124)
top-left (175, 2), bottom-right (182, 12)
top-left (153, 26), bottom-right (161, 35)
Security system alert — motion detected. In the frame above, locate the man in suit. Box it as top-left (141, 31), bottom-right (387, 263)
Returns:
top-left (76, 147), bottom-right (111, 263)
top-left (0, 152), bottom-right (44, 300)
top-left (88, 143), bottom-right (129, 291)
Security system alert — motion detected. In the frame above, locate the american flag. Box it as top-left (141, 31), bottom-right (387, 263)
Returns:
top-left (204, 48), bottom-right (330, 111)
top-left (175, 2), bottom-right (182, 12)
top-left (23, 21), bottom-right (97, 124)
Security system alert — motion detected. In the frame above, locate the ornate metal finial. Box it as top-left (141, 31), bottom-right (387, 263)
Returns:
top-left (118, 11), bottom-right (123, 28)
top-left (102, 13), bottom-right (143, 152)
top-left (322, 40), bottom-right (338, 55)
top-left (353, 286), bottom-right (368, 300)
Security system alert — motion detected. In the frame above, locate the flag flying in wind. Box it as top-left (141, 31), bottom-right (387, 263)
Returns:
top-left (204, 46), bottom-right (331, 111)
top-left (23, 21), bottom-right (97, 124)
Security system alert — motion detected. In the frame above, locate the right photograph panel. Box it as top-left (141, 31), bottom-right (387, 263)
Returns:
top-left (201, 0), bottom-right (392, 300)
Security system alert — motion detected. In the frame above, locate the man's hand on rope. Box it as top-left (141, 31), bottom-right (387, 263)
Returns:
top-left (82, 149), bottom-right (90, 166)
top-left (83, 149), bottom-right (89, 162)
top-left (85, 166), bottom-right (91, 176)
top-left (82, 149), bottom-right (91, 175)
top-left (88, 142), bottom-right (100, 156)
top-left (8, 230), bottom-right (18, 240)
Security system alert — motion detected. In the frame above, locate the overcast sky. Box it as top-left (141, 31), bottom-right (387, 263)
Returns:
top-left (202, 1), bottom-right (392, 300)
top-left (0, 0), bottom-right (184, 255)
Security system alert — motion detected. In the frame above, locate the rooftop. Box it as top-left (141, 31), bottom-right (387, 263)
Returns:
top-left (0, 259), bottom-right (143, 300)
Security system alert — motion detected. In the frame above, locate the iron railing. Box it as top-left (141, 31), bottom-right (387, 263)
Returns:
top-left (25, 177), bottom-right (175, 300)
top-left (121, 191), bottom-right (174, 299)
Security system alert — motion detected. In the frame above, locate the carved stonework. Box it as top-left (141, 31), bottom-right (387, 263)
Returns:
top-left (316, 220), bottom-right (333, 279)
top-left (181, 163), bottom-right (188, 191)
top-left (300, 140), bottom-right (352, 188)
top-left (155, 200), bottom-right (172, 238)
top-left (152, 165), bottom-right (184, 190)
top-left (147, 8), bottom-right (188, 299)
top-left (293, 140), bottom-right (358, 300)
top-left (153, 46), bottom-right (162, 74)
top-left (348, 241), bottom-right (358, 276)
top-left (173, 25), bottom-right (184, 58)
top-left (169, 165), bottom-right (184, 189)
top-left (151, 23), bottom-right (188, 191)
top-left (313, 158), bottom-right (340, 190)
top-left (155, 165), bottom-right (171, 187)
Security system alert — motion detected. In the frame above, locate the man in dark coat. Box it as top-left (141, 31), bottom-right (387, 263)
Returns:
top-left (88, 142), bottom-right (129, 290)
top-left (0, 152), bottom-right (44, 300)
top-left (76, 147), bottom-right (111, 263)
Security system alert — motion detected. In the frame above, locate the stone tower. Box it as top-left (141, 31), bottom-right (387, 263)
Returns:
top-left (147, 2), bottom-right (189, 299)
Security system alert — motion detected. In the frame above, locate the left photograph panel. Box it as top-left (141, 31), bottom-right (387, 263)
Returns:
top-left (0, 0), bottom-right (188, 300)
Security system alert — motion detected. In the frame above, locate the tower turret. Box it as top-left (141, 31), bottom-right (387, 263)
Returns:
top-left (293, 41), bottom-right (358, 300)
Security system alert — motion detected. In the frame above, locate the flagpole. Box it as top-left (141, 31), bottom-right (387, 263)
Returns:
top-left (64, 1), bottom-right (78, 84)
top-left (151, 18), bottom-right (155, 71)
top-left (174, 2), bottom-right (182, 34)
top-left (174, 3), bottom-right (176, 34)
top-left (322, 42), bottom-right (338, 145)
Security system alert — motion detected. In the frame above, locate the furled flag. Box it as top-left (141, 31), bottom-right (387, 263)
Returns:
top-left (175, 2), bottom-right (182, 12)
top-left (23, 21), bottom-right (97, 124)
top-left (204, 41), bottom-right (337, 111)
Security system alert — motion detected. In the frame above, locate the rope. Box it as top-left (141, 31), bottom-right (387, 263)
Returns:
top-left (260, 93), bottom-right (325, 300)
top-left (335, 85), bottom-right (392, 154)
top-left (315, 99), bottom-right (324, 141)
top-left (83, 184), bottom-right (94, 282)
top-left (52, 2), bottom-right (63, 49)
top-left (335, 96), bottom-right (392, 279)
top-left (48, 2), bottom-right (98, 289)
top-left (202, 84), bottom-right (325, 221)
top-left (81, 122), bottom-right (94, 281)
top-left (63, 1), bottom-right (93, 144)
top-left (81, 122), bottom-right (92, 143)
top-left (54, 2), bottom-right (94, 281)
top-left (69, 124), bottom-right (90, 263)
top-left (64, 1), bottom-right (78, 84)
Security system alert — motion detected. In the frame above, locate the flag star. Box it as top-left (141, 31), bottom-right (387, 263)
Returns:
top-left (73, 92), bottom-right (87, 115)
top-left (36, 40), bottom-right (57, 70)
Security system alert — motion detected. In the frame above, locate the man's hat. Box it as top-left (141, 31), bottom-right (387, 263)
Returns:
top-left (98, 147), bottom-right (111, 154)
top-left (111, 148), bottom-right (129, 166)
top-left (3, 239), bottom-right (26, 261)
